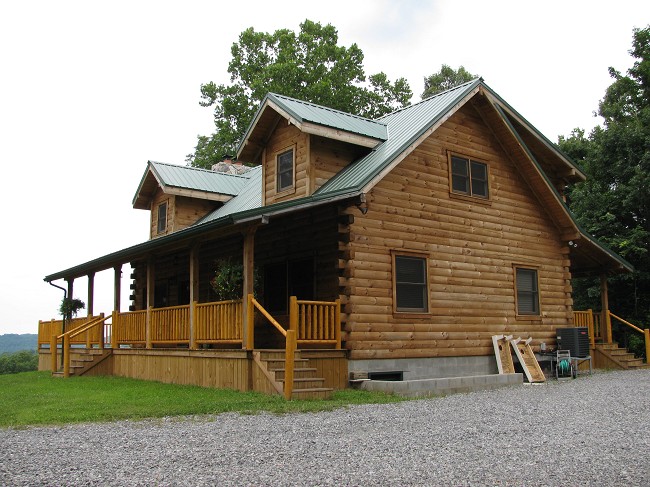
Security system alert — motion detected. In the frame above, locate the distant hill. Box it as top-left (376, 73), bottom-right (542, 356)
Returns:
top-left (0, 334), bottom-right (38, 354)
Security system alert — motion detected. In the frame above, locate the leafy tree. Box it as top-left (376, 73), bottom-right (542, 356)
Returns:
top-left (421, 64), bottom-right (476, 99)
top-left (559, 26), bottom-right (650, 325)
top-left (188, 20), bottom-right (412, 168)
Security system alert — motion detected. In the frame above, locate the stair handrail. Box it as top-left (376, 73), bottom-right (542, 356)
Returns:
top-left (51, 313), bottom-right (110, 378)
top-left (246, 294), bottom-right (296, 400)
top-left (608, 311), bottom-right (650, 362)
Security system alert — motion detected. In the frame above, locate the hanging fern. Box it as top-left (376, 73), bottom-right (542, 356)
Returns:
top-left (59, 297), bottom-right (85, 320)
top-left (210, 258), bottom-right (259, 301)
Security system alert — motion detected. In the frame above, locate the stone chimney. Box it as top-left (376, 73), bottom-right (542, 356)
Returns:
top-left (211, 155), bottom-right (250, 175)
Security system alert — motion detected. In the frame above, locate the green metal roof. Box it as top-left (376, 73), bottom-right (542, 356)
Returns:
top-left (316, 79), bottom-right (482, 196)
top-left (45, 79), bottom-right (630, 282)
top-left (132, 161), bottom-right (253, 207)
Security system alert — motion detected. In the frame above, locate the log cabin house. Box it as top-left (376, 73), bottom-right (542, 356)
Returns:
top-left (39, 78), bottom-right (643, 398)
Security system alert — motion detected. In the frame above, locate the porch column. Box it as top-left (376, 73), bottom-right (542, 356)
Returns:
top-left (600, 274), bottom-right (612, 343)
top-left (242, 226), bottom-right (256, 349)
top-left (87, 272), bottom-right (95, 317)
top-left (113, 265), bottom-right (122, 312)
top-left (189, 244), bottom-right (200, 349)
top-left (146, 259), bottom-right (155, 348)
top-left (65, 279), bottom-right (74, 334)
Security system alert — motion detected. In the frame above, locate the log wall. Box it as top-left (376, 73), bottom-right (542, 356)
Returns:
top-left (342, 103), bottom-right (573, 360)
top-left (263, 124), bottom-right (309, 204)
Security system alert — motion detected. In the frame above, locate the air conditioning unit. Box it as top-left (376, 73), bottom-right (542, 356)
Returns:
top-left (556, 327), bottom-right (590, 357)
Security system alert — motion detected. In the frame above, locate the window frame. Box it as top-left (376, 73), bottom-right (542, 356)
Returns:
top-left (392, 251), bottom-right (430, 316)
top-left (157, 201), bottom-right (168, 234)
top-left (513, 265), bottom-right (541, 318)
top-left (448, 152), bottom-right (490, 200)
top-left (275, 146), bottom-right (296, 194)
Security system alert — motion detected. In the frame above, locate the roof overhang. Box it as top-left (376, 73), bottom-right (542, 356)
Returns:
top-left (132, 162), bottom-right (234, 209)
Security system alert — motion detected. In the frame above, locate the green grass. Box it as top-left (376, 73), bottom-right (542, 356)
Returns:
top-left (0, 372), bottom-right (407, 428)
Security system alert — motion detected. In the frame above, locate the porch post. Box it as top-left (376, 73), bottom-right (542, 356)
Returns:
top-left (146, 259), bottom-right (155, 348)
top-left (113, 265), bottom-right (122, 312)
top-left (600, 274), bottom-right (612, 343)
top-left (189, 244), bottom-right (200, 349)
top-left (87, 272), bottom-right (95, 317)
top-left (242, 226), bottom-right (256, 349)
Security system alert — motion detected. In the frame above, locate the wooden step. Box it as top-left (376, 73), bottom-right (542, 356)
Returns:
top-left (273, 367), bottom-right (318, 380)
top-left (265, 358), bottom-right (308, 370)
top-left (278, 377), bottom-right (326, 389)
top-left (290, 387), bottom-right (333, 400)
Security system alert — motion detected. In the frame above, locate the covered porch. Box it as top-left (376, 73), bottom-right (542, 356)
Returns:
top-left (39, 202), bottom-right (354, 399)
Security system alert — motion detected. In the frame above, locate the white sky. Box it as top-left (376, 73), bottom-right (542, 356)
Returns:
top-left (1, 0), bottom-right (648, 335)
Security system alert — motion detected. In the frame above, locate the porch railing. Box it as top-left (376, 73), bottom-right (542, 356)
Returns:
top-left (149, 304), bottom-right (189, 346)
top-left (194, 300), bottom-right (242, 347)
top-left (573, 309), bottom-right (649, 361)
top-left (113, 310), bottom-right (147, 347)
top-left (51, 313), bottom-right (111, 377)
top-left (291, 297), bottom-right (341, 349)
top-left (38, 316), bottom-right (102, 349)
top-left (247, 295), bottom-right (296, 400)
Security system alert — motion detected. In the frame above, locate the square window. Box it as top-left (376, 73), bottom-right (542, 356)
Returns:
top-left (450, 155), bottom-right (489, 199)
top-left (277, 149), bottom-right (294, 192)
top-left (394, 255), bottom-right (428, 313)
top-left (516, 267), bottom-right (539, 315)
top-left (157, 202), bottom-right (167, 234)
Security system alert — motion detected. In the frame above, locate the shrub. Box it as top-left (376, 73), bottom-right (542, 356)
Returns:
top-left (0, 350), bottom-right (38, 374)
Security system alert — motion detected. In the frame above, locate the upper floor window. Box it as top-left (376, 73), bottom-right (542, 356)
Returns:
top-left (157, 202), bottom-right (167, 234)
top-left (515, 267), bottom-right (540, 315)
top-left (394, 253), bottom-right (429, 313)
top-left (277, 148), bottom-right (294, 192)
top-left (450, 154), bottom-right (489, 198)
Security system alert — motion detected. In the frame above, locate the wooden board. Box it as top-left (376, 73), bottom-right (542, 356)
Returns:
top-left (492, 335), bottom-right (515, 374)
top-left (509, 337), bottom-right (546, 383)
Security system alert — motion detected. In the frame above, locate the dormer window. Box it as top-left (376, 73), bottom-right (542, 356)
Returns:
top-left (157, 202), bottom-right (167, 234)
top-left (277, 148), bottom-right (295, 193)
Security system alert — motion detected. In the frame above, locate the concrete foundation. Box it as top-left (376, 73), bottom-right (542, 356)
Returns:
top-left (348, 355), bottom-right (499, 380)
top-left (360, 373), bottom-right (523, 397)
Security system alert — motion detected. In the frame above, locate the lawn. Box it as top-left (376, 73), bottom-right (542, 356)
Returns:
top-left (0, 372), bottom-right (406, 428)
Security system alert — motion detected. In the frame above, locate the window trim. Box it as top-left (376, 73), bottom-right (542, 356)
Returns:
top-left (391, 250), bottom-right (430, 316)
top-left (513, 265), bottom-right (541, 319)
top-left (156, 201), bottom-right (168, 235)
top-left (448, 152), bottom-right (490, 200)
top-left (275, 146), bottom-right (296, 195)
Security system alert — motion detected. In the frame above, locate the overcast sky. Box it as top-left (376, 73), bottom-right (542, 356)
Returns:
top-left (1, 1), bottom-right (648, 335)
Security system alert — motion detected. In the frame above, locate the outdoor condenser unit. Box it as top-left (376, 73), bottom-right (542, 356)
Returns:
top-left (556, 327), bottom-right (590, 357)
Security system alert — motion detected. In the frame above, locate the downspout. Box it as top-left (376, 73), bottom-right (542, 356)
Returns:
top-left (48, 280), bottom-right (67, 368)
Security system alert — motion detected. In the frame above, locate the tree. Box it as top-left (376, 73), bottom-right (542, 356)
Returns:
top-left (421, 64), bottom-right (476, 99)
top-left (559, 26), bottom-right (650, 325)
top-left (187, 20), bottom-right (412, 168)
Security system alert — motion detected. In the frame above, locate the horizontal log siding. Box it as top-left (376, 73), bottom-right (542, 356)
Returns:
top-left (311, 135), bottom-right (369, 192)
top-left (344, 104), bottom-right (572, 360)
top-left (174, 196), bottom-right (219, 232)
top-left (263, 124), bottom-right (309, 205)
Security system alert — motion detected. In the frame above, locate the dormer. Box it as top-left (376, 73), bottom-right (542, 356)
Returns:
top-left (133, 160), bottom-right (251, 239)
top-left (237, 93), bottom-right (388, 205)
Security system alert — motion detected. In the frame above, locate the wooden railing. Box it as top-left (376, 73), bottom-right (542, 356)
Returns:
top-left (194, 300), bottom-right (242, 347)
top-left (38, 316), bottom-right (100, 348)
top-left (51, 313), bottom-right (110, 377)
top-left (113, 310), bottom-right (147, 346)
top-left (247, 294), bottom-right (296, 400)
top-left (291, 297), bottom-right (341, 349)
top-left (574, 309), bottom-right (649, 362)
top-left (149, 304), bottom-right (189, 346)
top-left (609, 312), bottom-right (650, 362)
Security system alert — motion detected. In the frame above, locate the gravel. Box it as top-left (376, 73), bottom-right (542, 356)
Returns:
top-left (2, 369), bottom-right (650, 486)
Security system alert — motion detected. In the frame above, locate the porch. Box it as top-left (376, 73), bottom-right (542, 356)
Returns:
top-left (38, 295), bottom-right (347, 400)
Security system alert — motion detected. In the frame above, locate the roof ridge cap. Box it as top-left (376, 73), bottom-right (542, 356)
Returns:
top-left (149, 160), bottom-right (257, 179)
top-left (376, 78), bottom-right (482, 120)
top-left (267, 92), bottom-right (387, 127)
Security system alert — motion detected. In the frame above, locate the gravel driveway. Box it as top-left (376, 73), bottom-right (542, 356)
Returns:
top-left (2, 369), bottom-right (649, 486)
